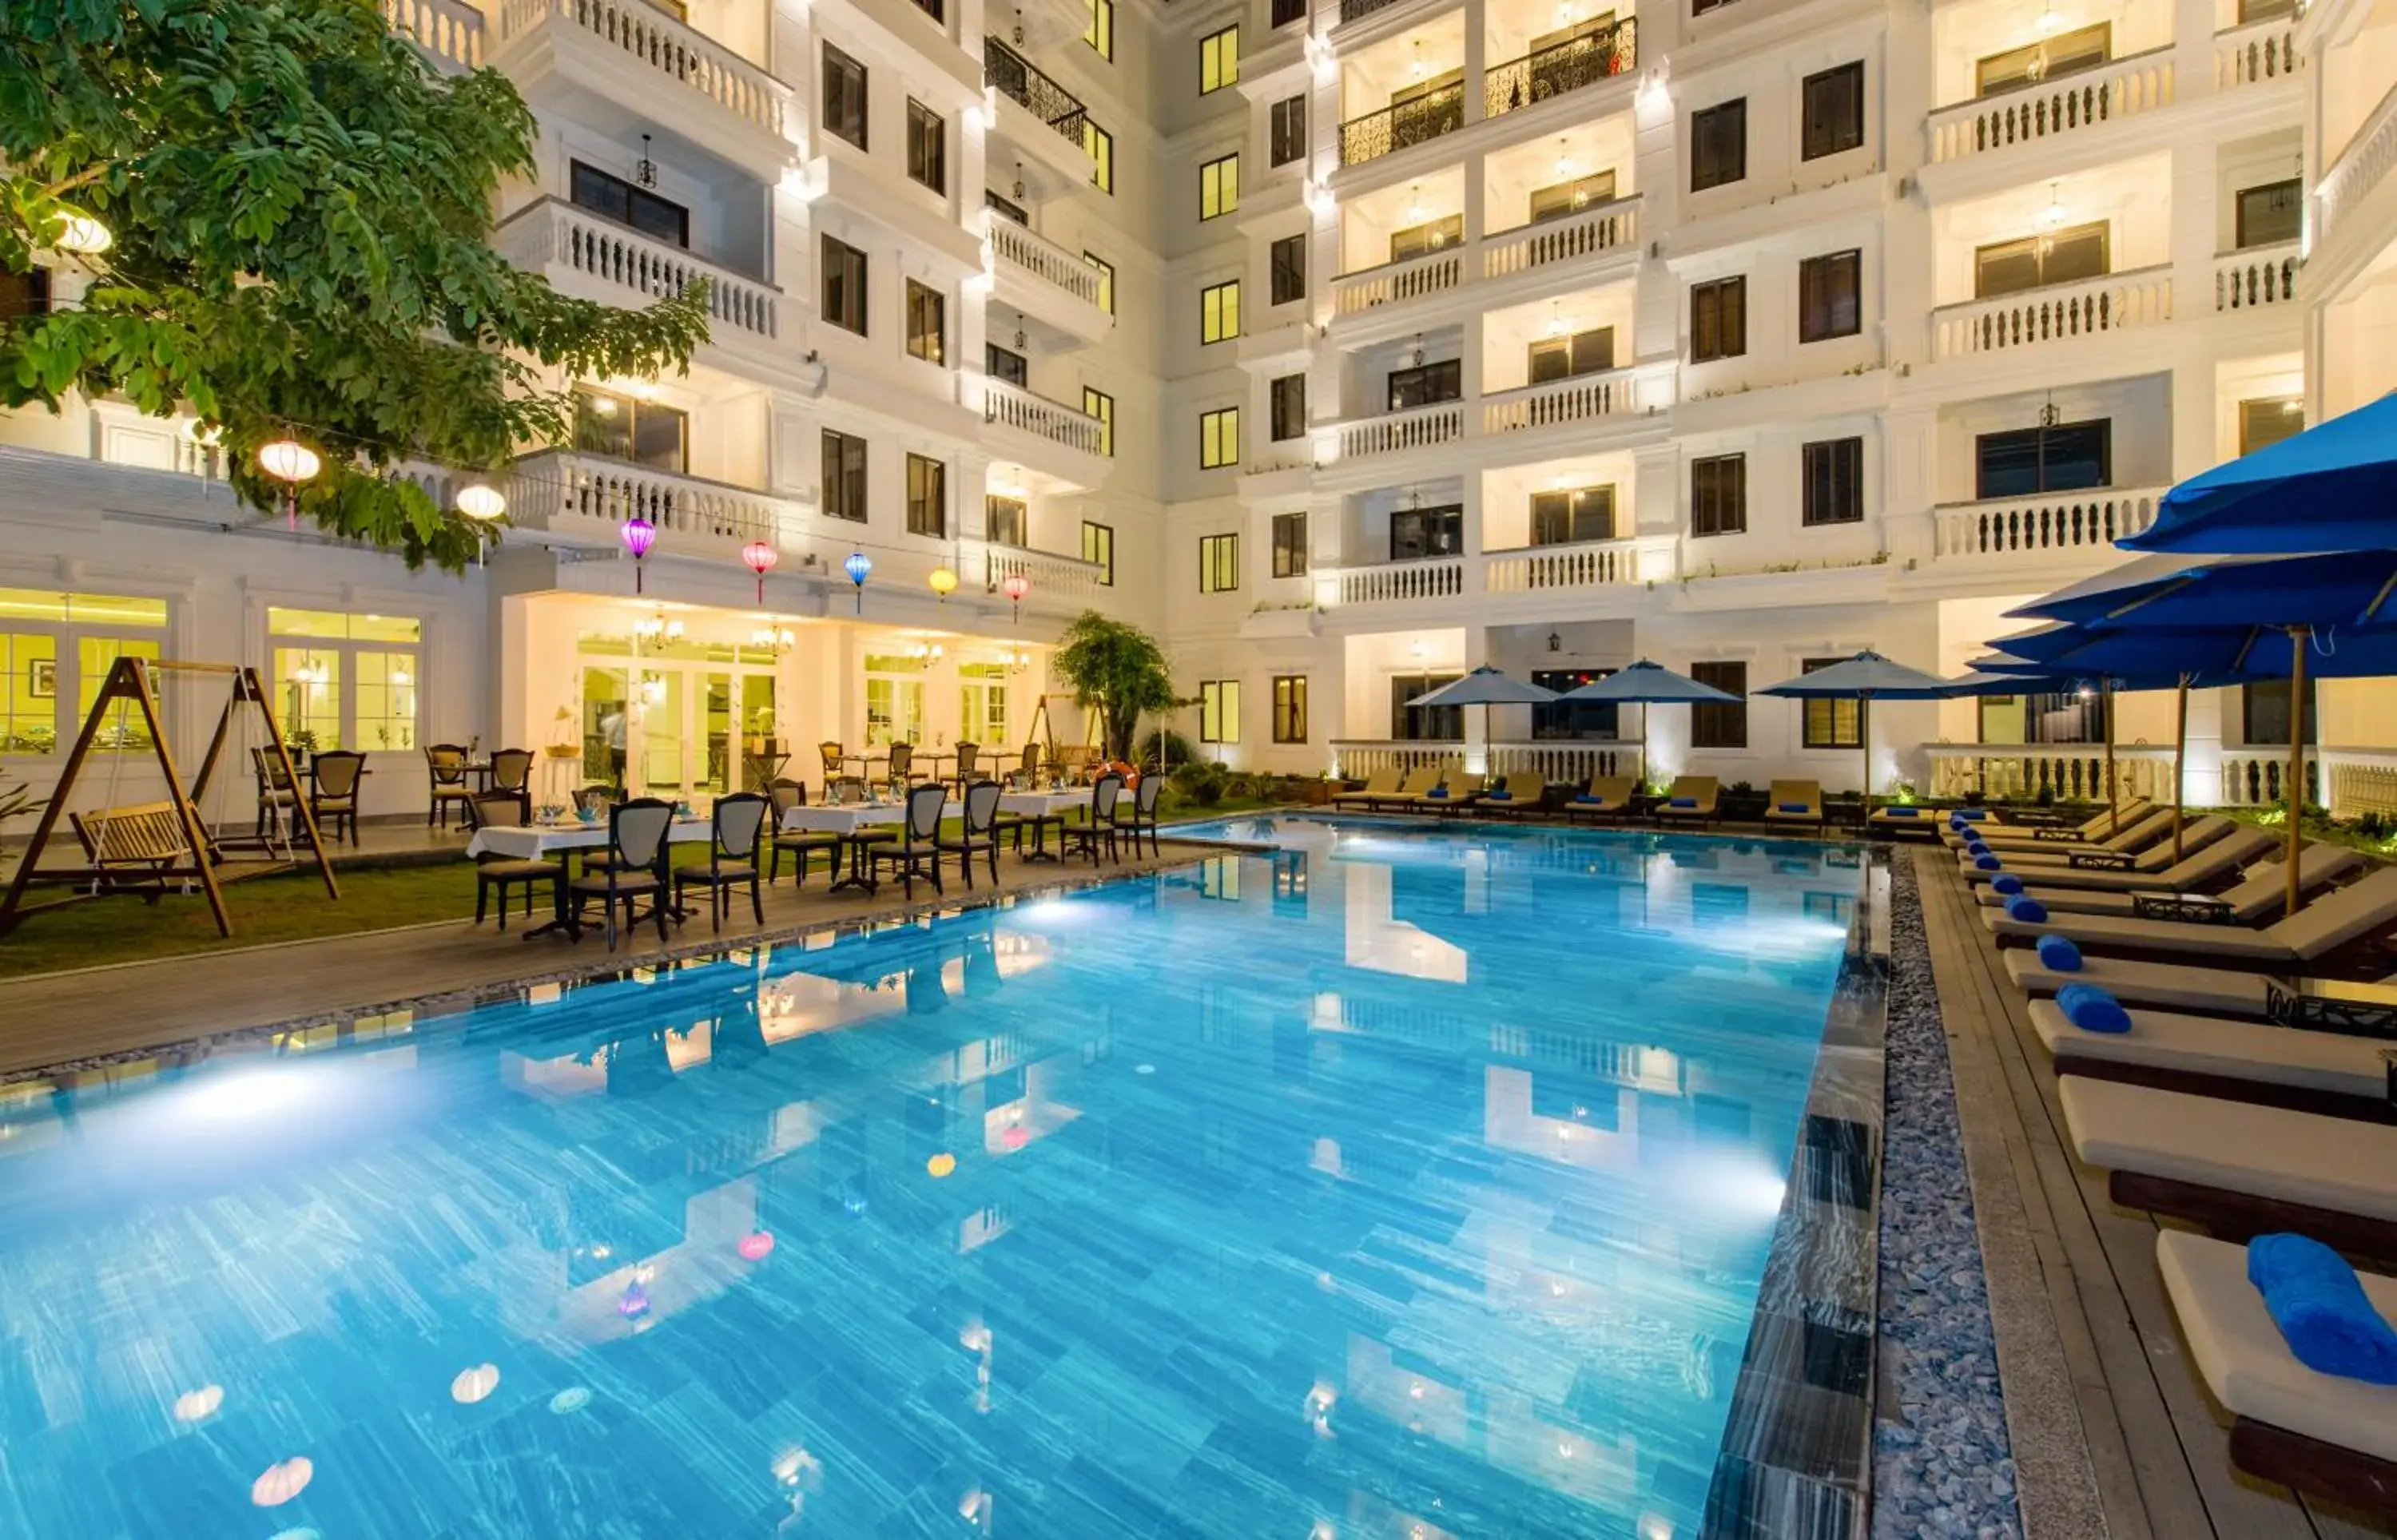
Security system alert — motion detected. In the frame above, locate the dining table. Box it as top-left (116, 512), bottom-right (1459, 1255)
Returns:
top-left (996, 788), bottom-right (1093, 861)
top-left (778, 800), bottom-right (958, 895)
top-left (467, 815), bottom-right (717, 938)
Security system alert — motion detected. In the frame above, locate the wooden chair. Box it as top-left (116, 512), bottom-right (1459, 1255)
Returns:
top-left (867, 783), bottom-right (949, 899)
top-left (765, 777), bottom-right (843, 887)
top-left (951, 741), bottom-right (982, 796)
top-left (818, 740), bottom-right (848, 780)
top-left (886, 741), bottom-right (918, 795)
top-left (1111, 773), bottom-right (1163, 858)
top-left (936, 780), bottom-right (1004, 888)
top-left (567, 797), bottom-right (674, 950)
top-left (674, 792), bottom-right (769, 931)
top-left (310, 749), bottom-right (367, 846)
top-left (1060, 772), bottom-right (1125, 866)
top-left (1016, 741), bottom-right (1043, 786)
top-left (465, 792), bottom-right (562, 931)
top-left (424, 743), bottom-right (473, 828)
top-left (488, 747), bottom-right (535, 821)
top-left (252, 747), bottom-right (299, 842)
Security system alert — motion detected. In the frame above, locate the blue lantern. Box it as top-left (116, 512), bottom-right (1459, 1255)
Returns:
top-left (843, 550), bottom-right (872, 613)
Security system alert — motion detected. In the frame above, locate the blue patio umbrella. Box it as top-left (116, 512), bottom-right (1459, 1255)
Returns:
top-left (2124, 394), bottom-right (2397, 555)
top-left (1755, 651), bottom-right (1954, 805)
top-left (1406, 667), bottom-right (1558, 775)
top-left (1556, 659), bottom-right (1739, 783)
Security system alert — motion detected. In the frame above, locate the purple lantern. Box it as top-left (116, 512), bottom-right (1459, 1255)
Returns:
top-left (620, 514), bottom-right (657, 593)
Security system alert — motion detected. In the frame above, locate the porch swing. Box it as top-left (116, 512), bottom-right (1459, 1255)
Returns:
top-left (0, 657), bottom-right (340, 940)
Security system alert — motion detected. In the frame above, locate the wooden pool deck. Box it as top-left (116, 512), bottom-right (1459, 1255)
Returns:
top-left (1916, 848), bottom-right (2394, 1540)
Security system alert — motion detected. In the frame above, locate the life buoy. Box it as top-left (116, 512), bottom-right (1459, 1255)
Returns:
top-left (1107, 760), bottom-right (1140, 788)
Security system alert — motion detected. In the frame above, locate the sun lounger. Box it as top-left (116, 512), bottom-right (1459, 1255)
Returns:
top-left (2029, 998), bottom-right (2397, 1124)
top-left (1563, 775), bottom-right (1638, 823)
top-left (1331, 768), bottom-right (1401, 808)
top-left (1409, 772), bottom-right (1481, 815)
top-left (1970, 827), bottom-right (2288, 905)
top-left (2003, 950), bottom-right (2284, 1016)
top-left (1943, 798), bottom-right (2150, 849)
top-left (1868, 804), bottom-right (1942, 836)
top-left (1996, 866), bottom-right (2397, 966)
top-left (1652, 776), bottom-right (1718, 826)
top-left (1959, 806), bottom-right (2183, 870)
top-left (2157, 1231), bottom-right (2397, 1521)
top-left (1477, 774), bottom-right (1546, 818)
top-left (1984, 845), bottom-right (2372, 946)
top-left (2059, 1077), bottom-right (2397, 1258)
top-left (1764, 779), bottom-right (1823, 828)
top-left (1365, 764), bottom-right (1443, 812)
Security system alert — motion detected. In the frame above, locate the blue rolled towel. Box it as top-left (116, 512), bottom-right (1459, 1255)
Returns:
top-left (1957, 808), bottom-right (1988, 821)
top-left (2055, 983), bottom-right (2130, 1033)
top-left (1668, 796), bottom-right (1697, 808)
top-left (1974, 854), bottom-right (2002, 871)
top-left (1572, 794), bottom-right (1600, 804)
top-left (1884, 806), bottom-right (1918, 817)
top-left (1990, 874), bottom-right (2025, 895)
top-left (2248, 1232), bottom-right (2397, 1384)
top-left (1424, 788), bottom-right (1448, 799)
top-left (2006, 896), bottom-right (2049, 923)
top-left (1485, 790), bottom-right (1511, 801)
top-left (1966, 838), bottom-right (1991, 855)
top-left (1778, 802), bottom-right (1811, 813)
top-left (2036, 933), bottom-right (2083, 972)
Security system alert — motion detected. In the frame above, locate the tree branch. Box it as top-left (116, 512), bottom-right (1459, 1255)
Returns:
top-left (39, 165), bottom-right (113, 200)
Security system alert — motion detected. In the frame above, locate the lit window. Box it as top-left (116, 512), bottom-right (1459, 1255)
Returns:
top-left (1200, 26), bottom-right (1238, 93)
top-left (1199, 153), bottom-right (1239, 220)
top-left (1199, 407), bottom-right (1240, 469)
top-left (1199, 679), bottom-right (1242, 743)
top-left (1085, 0), bottom-right (1114, 59)
top-left (1086, 121), bottom-right (1115, 192)
top-left (1199, 533), bottom-right (1240, 593)
top-left (1200, 280), bottom-right (1241, 343)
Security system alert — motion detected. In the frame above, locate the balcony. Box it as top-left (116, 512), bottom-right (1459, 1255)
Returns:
top-left (1330, 556), bottom-right (1465, 605)
top-left (988, 220), bottom-right (1111, 347)
top-left (1340, 83), bottom-right (1465, 167)
top-left (487, 0), bottom-right (792, 181)
top-left (980, 379), bottom-right (1110, 490)
top-left (964, 540), bottom-right (1112, 606)
top-left (984, 39), bottom-right (1093, 189)
top-left (1930, 486), bottom-right (2164, 565)
top-left (1483, 197), bottom-right (1640, 279)
top-left (2214, 14), bottom-right (2298, 91)
top-left (1483, 536), bottom-right (1643, 593)
top-left (1924, 49), bottom-right (2174, 167)
top-left (1481, 367), bottom-right (1640, 435)
top-left (494, 198), bottom-right (782, 357)
top-left (507, 449), bottom-right (797, 552)
top-left (1926, 743), bottom-right (2176, 804)
top-left (384, 0), bottom-right (483, 71)
top-left (2215, 243), bottom-right (2299, 312)
top-left (1336, 400), bottom-right (1467, 461)
top-left (1929, 266), bottom-right (2172, 359)
top-left (1332, 197), bottom-right (1640, 329)
top-left (1482, 18), bottom-right (1636, 121)
top-left (2315, 82), bottom-right (2397, 258)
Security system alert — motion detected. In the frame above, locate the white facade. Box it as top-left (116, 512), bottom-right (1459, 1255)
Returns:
top-left (2, 0), bottom-right (2393, 823)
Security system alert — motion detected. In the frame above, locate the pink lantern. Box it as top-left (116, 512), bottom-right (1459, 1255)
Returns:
top-left (1001, 572), bottom-right (1030, 620)
top-left (741, 539), bottom-right (777, 604)
top-left (737, 1231), bottom-right (776, 1262)
top-left (620, 515), bottom-right (656, 593)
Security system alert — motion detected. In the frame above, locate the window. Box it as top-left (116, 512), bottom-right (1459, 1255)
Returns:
top-left (1270, 373), bottom-right (1307, 442)
top-left (1801, 63), bottom-right (1865, 161)
top-left (1528, 326), bottom-right (1614, 383)
top-left (1691, 454), bottom-right (1746, 537)
top-left (1974, 222), bottom-right (2108, 297)
top-left (1083, 387), bottom-right (1115, 456)
top-left (1389, 214), bottom-right (1463, 263)
top-left (1802, 437), bottom-right (1865, 526)
top-left (1086, 121), bottom-right (1115, 192)
top-left (1799, 657), bottom-right (1862, 749)
top-left (822, 430), bottom-right (868, 521)
top-left (1270, 234), bottom-right (1307, 306)
top-left (1201, 280), bottom-right (1242, 343)
top-left (1530, 485), bottom-right (1614, 545)
top-left (2236, 179), bottom-right (2303, 248)
top-left (268, 608), bottom-right (423, 753)
top-left (906, 101), bottom-right (945, 192)
top-left (1270, 95), bottom-right (1308, 166)
top-left (985, 343), bottom-right (1028, 387)
top-left (1386, 359), bottom-right (1461, 411)
top-left (1199, 533), bottom-right (1241, 593)
top-left (904, 280), bottom-right (945, 364)
top-left (1977, 24), bottom-right (2109, 96)
top-left (2241, 679), bottom-right (2314, 746)
top-left (985, 190), bottom-right (1029, 224)
top-left (1390, 504), bottom-right (1462, 560)
top-left (0, 264), bottom-right (50, 323)
top-left (1270, 512), bottom-right (1308, 577)
top-left (2240, 397), bottom-right (2304, 455)
top-left (1530, 669), bottom-right (1621, 740)
top-left (1974, 420), bottom-right (2111, 498)
top-left (1082, 521), bottom-right (1115, 585)
top-left (569, 161), bottom-right (688, 247)
top-left (864, 653), bottom-right (927, 747)
top-left (1393, 674), bottom-right (1462, 740)
top-left (1690, 276), bottom-right (1746, 361)
top-left (960, 662), bottom-right (1008, 746)
top-left (1085, 0), bottom-right (1114, 59)
top-left (1978, 689), bottom-right (2105, 747)
top-left (822, 235), bottom-right (867, 335)
top-left (1272, 675), bottom-right (1308, 742)
top-left (1201, 25), bottom-right (1238, 93)
top-left (1799, 250), bottom-right (1862, 343)
top-left (1529, 170), bottom-right (1616, 224)
top-left (1691, 99), bottom-right (1747, 191)
top-left (1688, 661), bottom-right (1747, 749)
top-left (0, 588), bottom-right (166, 757)
top-left (574, 387), bottom-right (686, 471)
top-left (1200, 153), bottom-right (1239, 219)
top-left (1085, 252), bottom-right (1115, 313)
top-left (1199, 680), bottom-right (1242, 744)
top-left (1273, 0), bottom-right (1306, 26)
top-left (906, 454), bottom-right (946, 537)
top-left (1200, 407), bottom-right (1241, 469)
top-left (911, 0), bottom-right (943, 20)
top-left (986, 496), bottom-right (1027, 546)
top-left (824, 44), bottom-right (868, 149)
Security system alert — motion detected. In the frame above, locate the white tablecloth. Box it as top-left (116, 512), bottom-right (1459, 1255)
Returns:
top-left (999, 791), bottom-right (1092, 819)
top-left (777, 803), bottom-right (956, 834)
top-left (466, 818), bottom-right (715, 860)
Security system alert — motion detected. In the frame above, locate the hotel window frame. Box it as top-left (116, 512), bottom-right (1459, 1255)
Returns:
top-left (2240, 678), bottom-right (2315, 746)
top-left (824, 43), bottom-right (869, 149)
top-left (1200, 153), bottom-right (1240, 220)
top-left (1530, 485), bottom-right (1615, 546)
top-left (1974, 419), bottom-right (2111, 498)
top-left (1272, 675), bottom-right (1308, 743)
top-left (985, 343), bottom-right (1028, 387)
top-left (1799, 657), bottom-right (1863, 749)
top-left (985, 496), bottom-right (1028, 547)
top-left (1389, 504), bottom-right (1463, 561)
top-left (1976, 23), bottom-right (2109, 97)
top-left (268, 606), bottom-right (425, 755)
top-left (2239, 396), bottom-right (2304, 456)
top-left (574, 385), bottom-right (687, 472)
top-left (822, 235), bottom-right (868, 335)
top-left (1201, 279), bottom-right (1242, 343)
top-left (1974, 222), bottom-right (2109, 299)
top-left (1690, 98), bottom-right (1747, 191)
top-left (1199, 407), bottom-right (1241, 470)
top-left (1269, 373), bottom-right (1307, 442)
top-left (1084, 252), bottom-right (1115, 313)
top-left (1083, 387), bottom-right (1115, 456)
top-left (1086, 0), bottom-right (1114, 59)
top-left (1271, 0), bottom-right (1306, 24)
top-left (1528, 169), bottom-right (1616, 224)
top-left (1086, 121), bottom-right (1115, 192)
top-left (2236, 179), bottom-right (2302, 249)
top-left (0, 587), bottom-right (170, 759)
top-left (1527, 325), bottom-right (1614, 383)
top-left (1271, 511), bottom-right (1308, 577)
top-left (904, 280), bottom-right (946, 365)
top-left (1200, 25), bottom-right (1239, 93)
top-left (1687, 661), bottom-right (1747, 748)
top-left (1691, 453), bottom-right (1747, 537)
top-left (568, 161), bottom-right (689, 248)
top-left (1082, 520), bottom-right (1116, 585)
top-left (1690, 275), bottom-right (1746, 362)
top-left (1389, 213), bottom-right (1464, 263)
top-left (1199, 533), bottom-right (1241, 593)
top-left (1386, 358), bottom-right (1461, 411)
top-left (905, 453), bottom-right (947, 538)
top-left (1799, 249), bottom-right (1862, 343)
top-left (1270, 95), bottom-right (1307, 166)
top-left (1802, 437), bottom-right (1865, 526)
top-left (822, 429), bottom-right (869, 522)
top-left (1801, 62), bottom-right (1865, 161)
top-left (1270, 234), bottom-right (1307, 306)
top-left (1199, 679), bottom-right (1242, 744)
top-left (905, 100), bottom-right (946, 192)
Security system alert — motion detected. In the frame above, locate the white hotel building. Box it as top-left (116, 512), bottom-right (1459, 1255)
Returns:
top-left (2, 0), bottom-right (2395, 822)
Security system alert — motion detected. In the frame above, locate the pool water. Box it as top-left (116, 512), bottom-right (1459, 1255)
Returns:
top-left (0, 820), bottom-right (1864, 1539)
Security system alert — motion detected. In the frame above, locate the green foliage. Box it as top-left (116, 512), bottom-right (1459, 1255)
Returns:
top-left (0, 0), bottom-right (708, 572)
top-left (0, 769), bottom-right (46, 827)
top-left (1134, 726), bottom-right (1194, 770)
top-left (1052, 612), bottom-right (1183, 762)
top-left (1167, 761), bottom-right (1227, 807)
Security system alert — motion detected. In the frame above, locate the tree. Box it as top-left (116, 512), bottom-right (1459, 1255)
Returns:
top-left (0, 0), bottom-right (709, 573)
top-left (1052, 612), bottom-right (1182, 764)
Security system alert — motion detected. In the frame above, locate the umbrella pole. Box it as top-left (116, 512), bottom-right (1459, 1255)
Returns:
top-left (2103, 679), bottom-right (2118, 837)
top-left (2285, 628), bottom-right (2309, 920)
top-left (1860, 694), bottom-right (1872, 813)
top-left (2172, 674), bottom-right (2188, 866)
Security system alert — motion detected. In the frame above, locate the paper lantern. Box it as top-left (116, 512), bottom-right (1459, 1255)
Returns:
top-left (256, 439), bottom-right (320, 485)
top-left (620, 515), bottom-right (656, 593)
top-left (173, 1385), bottom-right (224, 1423)
top-left (250, 1458), bottom-right (314, 1508)
top-left (741, 539), bottom-right (778, 604)
top-left (455, 483), bottom-right (506, 521)
top-left (928, 565), bottom-right (958, 600)
top-left (843, 550), bottom-right (872, 614)
top-left (51, 212), bottom-right (112, 256)
top-left (925, 1152), bottom-right (956, 1178)
top-left (450, 1363), bottom-right (501, 1404)
top-left (737, 1231), bottom-right (776, 1261)
top-left (1000, 572), bottom-right (1030, 620)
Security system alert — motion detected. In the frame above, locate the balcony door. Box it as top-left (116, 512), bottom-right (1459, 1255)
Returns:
top-left (574, 387), bottom-right (688, 473)
top-left (1975, 24), bottom-right (2109, 96)
top-left (1389, 503), bottom-right (1463, 560)
top-left (1974, 222), bottom-right (2109, 299)
top-left (579, 636), bottom-right (780, 797)
top-left (1386, 359), bottom-right (1461, 411)
top-left (1391, 673), bottom-right (1462, 740)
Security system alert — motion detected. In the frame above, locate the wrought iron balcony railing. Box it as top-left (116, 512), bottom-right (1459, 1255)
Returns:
top-left (1485, 17), bottom-right (1636, 118)
top-left (984, 38), bottom-right (1087, 145)
top-left (1339, 81), bottom-right (1464, 166)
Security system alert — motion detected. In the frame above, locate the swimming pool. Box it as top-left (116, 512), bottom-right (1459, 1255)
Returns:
top-left (0, 820), bottom-right (1866, 1538)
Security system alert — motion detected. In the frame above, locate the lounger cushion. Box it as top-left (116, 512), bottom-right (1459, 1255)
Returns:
top-left (1485, 791), bottom-right (1511, 802)
top-left (2055, 983), bottom-right (2130, 1033)
top-left (2006, 951), bottom-right (2276, 1016)
top-left (1883, 807), bottom-right (1919, 817)
top-left (2029, 1000), bottom-right (2393, 1100)
top-left (2159, 1231), bottom-right (2397, 1463)
top-left (1974, 855), bottom-right (2003, 871)
top-left (2059, 1078), bottom-right (2397, 1223)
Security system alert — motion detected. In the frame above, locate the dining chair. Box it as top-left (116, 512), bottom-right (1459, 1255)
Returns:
top-left (936, 780), bottom-right (1004, 888)
top-left (571, 784), bottom-right (627, 876)
top-left (424, 743), bottom-right (473, 828)
top-left (765, 777), bottom-right (843, 887)
top-left (465, 791), bottom-right (562, 930)
top-left (818, 740), bottom-right (849, 781)
top-left (309, 749), bottom-right (368, 847)
top-left (1016, 741), bottom-right (1042, 786)
top-left (488, 747), bottom-right (535, 821)
top-left (251, 747), bottom-right (299, 843)
top-left (886, 741), bottom-right (916, 796)
top-left (567, 796), bottom-right (674, 950)
top-left (1060, 772), bottom-right (1124, 866)
top-left (1112, 772), bottom-right (1163, 859)
top-left (674, 792), bottom-right (769, 931)
top-left (869, 782), bottom-right (948, 899)
top-left (951, 742), bottom-right (981, 796)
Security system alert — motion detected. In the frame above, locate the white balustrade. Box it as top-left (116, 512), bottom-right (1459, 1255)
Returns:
top-left (1483, 538), bottom-right (1638, 593)
top-left (2220, 748), bottom-right (2315, 808)
top-left (2316, 82), bottom-right (2397, 253)
top-left (2215, 243), bottom-right (2299, 312)
top-left (2214, 18), bottom-right (2297, 90)
top-left (982, 379), bottom-right (1108, 457)
top-left (1926, 744), bottom-right (2176, 804)
top-left (492, 0), bottom-right (785, 139)
top-left (966, 541), bottom-right (1108, 599)
top-left (1334, 558), bottom-right (1464, 605)
top-left (500, 200), bottom-right (780, 336)
top-left (508, 449), bottom-right (788, 545)
top-left (1333, 251), bottom-right (1464, 318)
top-left (1330, 741), bottom-right (1459, 777)
top-left (1488, 742), bottom-right (1636, 784)
top-left (1337, 403), bottom-right (1464, 460)
top-left (1482, 198), bottom-right (1640, 280)
top-left (1931, 267), bottom-right (2172, 359)
top-left (2326, 749), bottom-right (2397, 820)
top-left (1934, 486), bottom-right (2164, 560)
top-left (1481, 369), bottom-right (1636, 435)
top-left (1927, 51), bottom-right (2174, 163)
top-left (989, 221), bottom-right (1107, 309)
top-left (384, 0), bottom-right (483, 69)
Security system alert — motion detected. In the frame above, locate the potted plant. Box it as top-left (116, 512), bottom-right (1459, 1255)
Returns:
top-left (1719, 779), bottom-right (1767, 820)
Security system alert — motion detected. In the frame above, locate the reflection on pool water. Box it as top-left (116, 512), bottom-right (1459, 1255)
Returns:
top-left (0, 820), bottom-right (1864, 1538)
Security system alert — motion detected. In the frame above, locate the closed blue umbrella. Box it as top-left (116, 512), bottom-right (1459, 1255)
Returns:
top-left (1556, 660), bottom-right (1738, 783)
top-left (1756, 651), bottom-right (1954, 805)
top-left (2125, 394), bottom-right (2397, 555)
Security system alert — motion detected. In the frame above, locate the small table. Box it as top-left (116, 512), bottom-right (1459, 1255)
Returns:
top-left (2264, 977), bottom-right (2397, 1038)
top-left (1000, 789), bottom-right (1091, 861)
top-left (467, 817), bottom-right (716, 937)
top-left (2067, 850), bottom-right (2134, 871)
top-left (2131, 891), bottom-right (2237, 925)
top-left (780, 802), bottom-right (957, 895)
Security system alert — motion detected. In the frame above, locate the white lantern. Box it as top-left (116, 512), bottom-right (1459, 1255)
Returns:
top-left (455, 482), bottom-right (507, 521)
top-left (50, 213), bottom-right (112, 256)
top-left (256, 439), bottom-right (321, 485)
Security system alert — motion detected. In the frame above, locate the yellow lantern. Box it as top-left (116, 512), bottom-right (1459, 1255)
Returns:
top-left (928, 566), bottom-right (960, 601)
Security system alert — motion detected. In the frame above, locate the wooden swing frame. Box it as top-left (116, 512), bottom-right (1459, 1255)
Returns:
top-left (0, 658), bottom-right (339, 940)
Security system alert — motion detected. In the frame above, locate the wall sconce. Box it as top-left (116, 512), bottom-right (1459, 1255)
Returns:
top-left (1547, 631), bottom-right (1562, 653)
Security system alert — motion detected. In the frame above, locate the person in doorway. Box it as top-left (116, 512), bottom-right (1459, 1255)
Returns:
top-left (601, 705), bottom-right (627, 786)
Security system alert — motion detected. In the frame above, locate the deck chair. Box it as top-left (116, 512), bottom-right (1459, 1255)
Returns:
top-left (70, 800), bottom-right (198, 897)
top-left (1366, 765), bottom-right (1444, 811)
top-left (1424, 771), bottom-right (1485, 815)
top-left (2157, 1231), bottom-right (2397, 1522)
top-left (2029, 998), bottom-right (2395, 1125)
top-left (1563, 776), bottom-right (1637, 823)
top-left (1763, 779), bottom-right (1823, 827)
top-left (2058, 1078), bottom-right (2397, 1260)
top-left (1983, 844), bottom-right (2362, 939)
top-left (1478, 774), bottom-right (1546, 818)
top-left (1944, 798), bottom-right (2151, 849)
top-left (1970, 826), bottom-right (2285, 906)
top-left (1961, 805), bottom-right (2181, 870)
top-left (1395, 768), bottom-right (1470, 813)
top-left (1652, 776), bottom-right (1718, 825)
top-left (1997, 864), bottom-right (2397, 967)
top-left (1331, 768), bottom-right (1401, 808)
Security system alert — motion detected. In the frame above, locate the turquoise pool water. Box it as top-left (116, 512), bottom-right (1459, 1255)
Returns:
top-left (0, 820), bottom-right (1862, 1538)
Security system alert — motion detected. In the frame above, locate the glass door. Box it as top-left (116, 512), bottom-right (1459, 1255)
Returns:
top-left (638, 669), bottom-right (686, 798)
top-left (702, 671), bottom-right (733, 795)
top-left (583, 666), bottom-right (628, 788)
